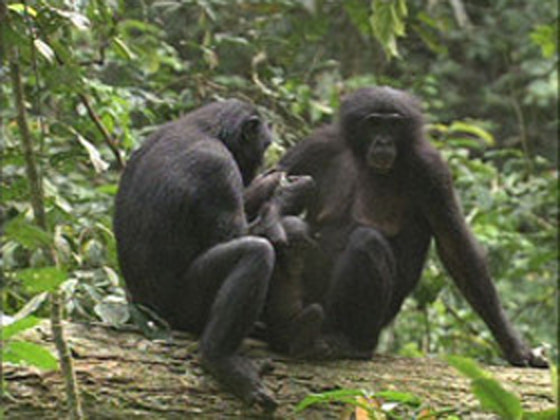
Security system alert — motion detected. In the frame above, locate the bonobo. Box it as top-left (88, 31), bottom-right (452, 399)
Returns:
top-left (114, 99), bottom-right (318, 411)
top-left (278, 86), bottom-right (547, 367)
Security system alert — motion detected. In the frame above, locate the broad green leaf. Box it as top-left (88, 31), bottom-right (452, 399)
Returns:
top-left (94, 299), bottom-right (130, 327)
top-left (4, 216), bottom-right (52, 249)
top-left (375, 390), bottom-right (422, 406)
top-left (52, 9), bottom-right (90, 30)
top-left (449, 121), bottom-right (495, 146)
top-left (11, 292), bottom-right (49, 322)
top-left (17, 267), bottom-right (67, 293)
top-left (471, 377), bottom-right (522, 420)
top-left (4, 341), bottom-right (58, 370)
top-left (8, 3), bottom-right (37, 17)
top-left (77, 135), bottom-right (110, 173)
top-left (446, 355), bottom-right (488, 380)
top-left (2, 316), bottom-right (40, 340)
top-left (34, 39), bottom-right (55, 63)
top-left (530, 24), bottom-right (558, 59)
top-left (96, 184), bottom-right (119, 195)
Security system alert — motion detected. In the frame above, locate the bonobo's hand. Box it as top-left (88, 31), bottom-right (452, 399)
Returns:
top-left (244, 171), bottom-right (283, 220)
top-left (249, 201), bottom-right (287, 245)
top-left (247, 172), bottom-right (315, 245)
top-left (273, 174), bottom-right (315, 216)
top-left (507, 345), bottom-right (548, 368)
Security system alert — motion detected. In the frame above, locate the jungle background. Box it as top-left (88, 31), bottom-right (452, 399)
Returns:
top-left (0, 0), bottom-right (558, 417)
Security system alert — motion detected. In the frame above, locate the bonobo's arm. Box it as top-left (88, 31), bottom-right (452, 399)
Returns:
top-left (419, 151), bottom-right (547, 368)
top-left (244, 171), bottom-right (283, 221)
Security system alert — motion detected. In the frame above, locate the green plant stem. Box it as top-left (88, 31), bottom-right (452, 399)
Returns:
top-left (0, 1), bottom-right (6, 413)
top-left (50, 291), bottom-right (84, 420)
top-left (9, 47), bottom-right (84, 420)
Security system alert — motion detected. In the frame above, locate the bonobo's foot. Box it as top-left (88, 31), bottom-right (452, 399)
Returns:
top-left (200, 354), bottom-right (277, 412)
top-left (322, 333), bottom-right (374, 360)
top-left (268, 303), bottom-right (329, 359)
top-left (507, 346), bottom-right (548, 368)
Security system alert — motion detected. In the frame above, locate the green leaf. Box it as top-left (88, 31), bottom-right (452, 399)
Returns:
top-left (375, 390), bottom-right (422, 406)
top-left (11, 292), bottom-right (49, 322)
top-left (530, 24), bottom-right (558, 59)
top-left (77, 135), bottom-right (109, 173)
top-left (17, 267), bottom-right (67, 293)
top-left (8, 3), bottom-right (37, 17)
top-left (472, 378), bottom-right (522, 420)
top-left (2, 316), bottom-right (40, 340)
top-left (296, 389), bottom-right (369, 411)
top-left (96, 183), bottom-right (119, 195)
top-left (34, 39), bottom-right (55, 63)
top-left (52, 9), bottom-right (90, 30)
top-left (446, 355), bottom-right (488, 380)
top-left (4, 216), bottom-right (52, 249)
top-left (449, 121), bottom-right (495, 146)
top-left (4, 341), bottom-right (58, 370)
top-left (112, 37), bottom-right (135, 60)
top-left (94, 299), bottom-right (130, 327)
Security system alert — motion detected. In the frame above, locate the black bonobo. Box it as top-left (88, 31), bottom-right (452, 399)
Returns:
top-left (278, 86), bottom-right (547, 367)
top-left (114, 99), bottom-right (317, 411)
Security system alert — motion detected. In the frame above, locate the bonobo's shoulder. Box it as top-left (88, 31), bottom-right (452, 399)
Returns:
top-left (279, 124), bottom-right (343, 172)
top-left (411, 141), bottom-right (452, 183)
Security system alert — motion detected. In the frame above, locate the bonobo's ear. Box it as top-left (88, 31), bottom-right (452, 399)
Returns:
top-left (242, 115), bottom-right (261, 139)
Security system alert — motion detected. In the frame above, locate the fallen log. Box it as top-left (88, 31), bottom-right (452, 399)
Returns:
top-left (3, 321), bottom-right (555, 418)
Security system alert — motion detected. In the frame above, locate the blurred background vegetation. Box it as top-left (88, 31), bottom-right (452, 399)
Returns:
top-left (1, 0), bottom-right (557, 367)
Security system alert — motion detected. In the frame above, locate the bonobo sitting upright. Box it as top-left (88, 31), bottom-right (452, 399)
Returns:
top-left (278, 86), bottom-right (547, 367)
top-left (114, 99), bottom-right (318, 411)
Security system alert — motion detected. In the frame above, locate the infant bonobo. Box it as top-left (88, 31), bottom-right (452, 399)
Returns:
top-left (113, 99), bottom-right (320, 411)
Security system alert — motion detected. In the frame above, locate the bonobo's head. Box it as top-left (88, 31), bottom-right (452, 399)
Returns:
top-left (339, 86), bottom-right (424, 174)
top-left (195, 99), bottom-right (273, 186)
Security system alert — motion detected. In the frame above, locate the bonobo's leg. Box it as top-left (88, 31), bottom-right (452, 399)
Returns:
top-left (263, 216), bottom-right (327, 358)
top-left (323, 227), bottom-right (396, 359)
top-left (176, 236), bottom-right (277, 411)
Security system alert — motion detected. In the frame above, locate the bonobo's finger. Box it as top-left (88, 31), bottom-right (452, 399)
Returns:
top-left (528, 347), bottom-right (549, 368)
top-left (244, 171), bottom-right (284, 218)
top-left (257, 359), bottom-right (275, 376)
top-left (273, 174), bottom-right (316, 215)
top-left (251, 388), bottom-right (278, 413)
top-left (507, 346), bottom-right (548, 368)
top-left (249, 203), bottom-right (288, 245)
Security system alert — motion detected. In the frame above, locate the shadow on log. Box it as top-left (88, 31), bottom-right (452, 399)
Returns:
top-left (3, 321), bottom-right (555, 418)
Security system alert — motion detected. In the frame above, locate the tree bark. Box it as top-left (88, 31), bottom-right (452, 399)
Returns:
top-left (3, 321), bottom-right (555, 419)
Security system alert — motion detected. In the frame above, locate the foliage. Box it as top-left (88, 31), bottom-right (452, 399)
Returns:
top-left (295, 357), bottom-right (558, 418)
top-left (448, 356), bottom-right (558, 419)
top-left (1, 0), bottom-right (557, 373)
top-left (295, 388), bottom-right (449, 419)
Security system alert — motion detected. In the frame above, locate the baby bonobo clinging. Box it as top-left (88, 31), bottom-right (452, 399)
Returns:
top-left (114, 99), bottom-right (321, 411)
top-left (278, 86), bottom-right (547, 367)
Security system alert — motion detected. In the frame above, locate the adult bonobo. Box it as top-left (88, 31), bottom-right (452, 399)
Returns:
top-left (114, 99), bottom-right (317, 411)
top-left (278, 86), bottom-right (547, 367)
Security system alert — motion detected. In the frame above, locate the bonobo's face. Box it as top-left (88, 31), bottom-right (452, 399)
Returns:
top-left (340, 86), bottom-right (423, 175)
top-left (361, 112), bottom-right (405, 174)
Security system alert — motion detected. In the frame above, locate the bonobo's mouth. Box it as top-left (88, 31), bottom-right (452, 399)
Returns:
top-left (368, 156), bottom-right (394, 174)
